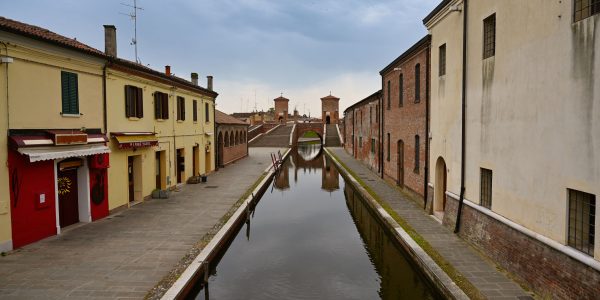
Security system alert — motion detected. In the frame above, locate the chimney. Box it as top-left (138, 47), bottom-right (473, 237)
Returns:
top-left (165, 65), bottom-right (171, 76)
top-left (103, 25), bottom-right (117, 57)
top-left (191, 72), bottom-right (198, 85)
top-left (207, 75), bottom-right (213, 91)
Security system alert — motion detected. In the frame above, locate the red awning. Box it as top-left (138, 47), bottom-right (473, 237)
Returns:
top-left (111, 132), bottom-right (158, 149)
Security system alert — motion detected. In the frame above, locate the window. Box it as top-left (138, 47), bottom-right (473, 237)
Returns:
top-left (370, 106), bottom-right (372, 124)
top-left (574, 0), bottom-right (600, 22)
top-left (61, 71), bottom-right (79, 115)
top-left (125, 85), bottom-right (143, 118)
top-left (376, 105), bottom-right (379, 123)
top-left (154, 92), bottom-right (169, 119)
top-left (177, 96), bottom-right (185, 121)
top-left (224, 132), bottom-right (229, 147)
top-left (439, 44), bottom-right (447, 76)
top-left (387, 133), bottom-right (390, 161)
top-left (399, 73), bottom-right (404, 107)
top-left (371, 138), bottom-right (375, 154)
top-left (414, 135), bottom-right (420, 173)
top-left (568, 189), bottom-right (595, 256)
top-left (415, 64), bottom-right (421, 103)
top-left (387, 80), bottom-right (391, 109)
top-left (205, 103), bottom-right (210, 122)
top-left (480, 168), bottom-right (493, 209)
top-left (359, 136), bottom-right (362, 148)
top-left (193, 100), bottom-right (198, 122)
top-left (483, 14), bottom-right (496, 59)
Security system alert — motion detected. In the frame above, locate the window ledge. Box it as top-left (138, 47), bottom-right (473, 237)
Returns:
top-left (128, 117), bottom-right (140, 121)
top-left (156, 119), bottom-right (166, 122)
top-left (177, 120), bottom-right (185, 123)
top-left (61, 113), bottom-right (81, 118)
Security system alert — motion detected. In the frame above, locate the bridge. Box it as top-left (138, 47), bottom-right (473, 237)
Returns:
top-left (249, 122), bottom-right (343, 148)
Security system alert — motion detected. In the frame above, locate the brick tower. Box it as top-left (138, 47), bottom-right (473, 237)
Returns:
top-left (274, 95), bottom-right (289, 123)
top-left (321, 94), bottom-right (340, 124)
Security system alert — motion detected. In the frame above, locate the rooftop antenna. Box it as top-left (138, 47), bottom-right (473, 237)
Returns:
top-left (120, 0), bottom-right (143, 63)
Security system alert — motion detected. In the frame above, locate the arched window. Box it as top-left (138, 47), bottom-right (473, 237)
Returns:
top-left (224, 132), bottom-right (229, 147)
top-left (415, 64), bottom-right (421, 103)
top-left (387, 80), bottom-right (391, 109)
top-left (399, 73), bottom-right (404, 107)
top-left (234, 131), bottom-right (239, 145)
top-left (229, 131), bottom-right (234, 146)
top-left (242, 131), bottom-right (246, 143)
top-left (414, 135), bottom-right (420, 173)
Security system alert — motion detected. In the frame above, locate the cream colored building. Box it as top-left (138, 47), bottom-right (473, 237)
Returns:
top-left (425, 0), bottom-right (599, 297)
top-left (103, 26), bottom-right (217, 210)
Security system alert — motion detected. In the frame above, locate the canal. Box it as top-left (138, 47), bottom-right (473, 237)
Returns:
top-left (191, 143), bottom-right (441, 299)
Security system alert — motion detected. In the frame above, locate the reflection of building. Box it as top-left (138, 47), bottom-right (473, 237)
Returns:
top-left (321, 158), bottom-right (339, 192)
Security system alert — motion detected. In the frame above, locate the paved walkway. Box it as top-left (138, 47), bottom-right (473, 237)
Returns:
top-left (329, 147), bottom-right (532, 300)
top-left (0, 148), bottom-right (283, 300)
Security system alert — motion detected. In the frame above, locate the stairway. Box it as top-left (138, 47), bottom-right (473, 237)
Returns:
top-left (249, 125), bottom-right (293, 147)
top-left (325, 124), bottom-right (341, 147)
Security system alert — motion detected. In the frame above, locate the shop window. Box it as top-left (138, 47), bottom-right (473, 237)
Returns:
top-left (154, 92), bottom-right (169, 119)
top-left (125, 85), bottom-right (143, 118)
top-left (568, 189), bottom-right (595, 256)
top-left (61, 71), bottom-right (79, 115)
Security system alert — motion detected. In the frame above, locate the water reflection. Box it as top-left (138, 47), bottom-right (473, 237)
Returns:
top-left (192, 146), bottom-right (440, 300)
top-left (274, 143), bottom-right (339, 193)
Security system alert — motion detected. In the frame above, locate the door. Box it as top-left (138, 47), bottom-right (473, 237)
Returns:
top-left (205, 149), bottom-right (211, 174)
top-left (326, 116), bottom-right (331, 124)
top-left (193, 146), bottom-right (199, 177)
top-left (218, 132), bottom-right (224, 168)
top-left (397, 140), bottom-right (404, 187)
top-left (155, 152), bottom-right (161, 189)
top-left (128, 156), bottom-right (134, 202)
top-left (58, 168), bottom-right (79, 228)
top-left (177, 149), bottom-right (184, 183)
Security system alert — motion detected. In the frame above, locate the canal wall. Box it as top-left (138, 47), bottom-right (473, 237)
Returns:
top-left (161, 148), bottom-right (292, 300)
top-left (324, 148), bottom-right (469, 300)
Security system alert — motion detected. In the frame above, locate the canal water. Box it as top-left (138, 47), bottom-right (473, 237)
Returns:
top-left (192, 143), bottom-right (440, 299)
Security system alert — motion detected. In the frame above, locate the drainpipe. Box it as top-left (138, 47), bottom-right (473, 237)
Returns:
top-left (1, 41), bottom-right (10, 135)
top-left (102, 64), bottom-right (107, 134)
top-left (424, 41), bottom-right (431, 210)
top-left (455, 0), bottom-right (468, 234)
top-left (380, 77), bottom-right (385, 179)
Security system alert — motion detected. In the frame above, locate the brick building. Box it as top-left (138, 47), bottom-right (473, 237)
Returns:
top-left (343, 90), bottom-right (381, 174)
top-left (216, 110), bottom-right (248, 168)
top-left (274, 96), bottom-right (289, 123)
top-left (381, 35), bottom-right (430, 200)
top-left (321, 94), bottom-right (340, 124)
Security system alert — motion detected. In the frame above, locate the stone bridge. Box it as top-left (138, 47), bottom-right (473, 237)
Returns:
top-left (292, 122), bottom-right (324, 147)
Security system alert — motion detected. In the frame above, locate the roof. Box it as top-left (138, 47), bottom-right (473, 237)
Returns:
top-left (422, 0), bottom-right (452, 24)
top-left (343, 90), bottom-right (382, 113)
top-left (215, 110), bottom-right (248, 126)
top-left (379, 35), bottom-right (431, 75)
top-left (0, 16), bottom-right (105, 58)
top-left (108, 58), bottom-right (218, 98)
top-left (321, 94), bottom-right (340, 100)
top-left (274, 96), bottom-right (289, 101)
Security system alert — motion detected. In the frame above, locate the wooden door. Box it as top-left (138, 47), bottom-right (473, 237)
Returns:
top-left (58, 168), bottom-right (79, 228)
top-left (193, 146), bottom-right (198, 176)
top-left (397, 140), bottom-right (404, 187)
top-left (205, 150), bottom-right (211, 174)
top-left (177, 149), bottom-right (184, 183)
top-left (155, 152), bottom-right (161, 189)
top-left (128, 157), bottom-right (134, 202)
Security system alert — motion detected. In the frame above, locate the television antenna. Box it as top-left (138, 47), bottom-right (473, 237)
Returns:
top-left (120, 0), bottom-right (143, 63)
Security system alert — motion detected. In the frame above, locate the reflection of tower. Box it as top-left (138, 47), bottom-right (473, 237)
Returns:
top-left (274, 95), bottom-right (289, 124)
top-left (321, 157), bottom-right (339, 192)
top-left (321, 94), bottom-right (340, 124)
top-left (274, 161), bottom-right (290, 190)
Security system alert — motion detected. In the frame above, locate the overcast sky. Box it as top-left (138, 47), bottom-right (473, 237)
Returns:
top-left (4, 0), bottom-right (438, 115)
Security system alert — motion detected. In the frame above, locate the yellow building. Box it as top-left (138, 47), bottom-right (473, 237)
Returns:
top-left (103, 26), bottom-right (217, 210)
top-left (0, 17), bottom-right (110, 250)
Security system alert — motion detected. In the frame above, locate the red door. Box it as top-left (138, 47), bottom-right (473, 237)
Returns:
top-left (58, 169), bottom-right (79, 228)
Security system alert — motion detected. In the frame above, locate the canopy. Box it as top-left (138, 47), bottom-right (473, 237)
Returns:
top-left (18, 144), bottom-right (110, 162)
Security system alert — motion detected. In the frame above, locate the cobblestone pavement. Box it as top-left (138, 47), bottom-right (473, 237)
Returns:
top-left (0, 148), bottom-right (283, 300)
top-left (329, 147), bottom-right (533, 300)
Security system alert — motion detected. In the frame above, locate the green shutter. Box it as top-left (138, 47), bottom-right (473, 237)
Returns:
top-left (125, 86), bottom-right (131, 117)
top-left (154, 93), bottom-right (160, 119)
top-left (61, 71), bottom-right (79, 114)
top-left (162, 94), bottom-right (169, 119)
top-left (136, 87), bottom-right (144, 118)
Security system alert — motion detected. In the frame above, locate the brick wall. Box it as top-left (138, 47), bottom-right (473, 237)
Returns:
top-left (343, 93), bottom-right (380, 174)
top-left (322, 99), bottom-right (339, 123)
top-left (439, 193), bottom-right (600, 299)
top-left (274, 99), bottom-right (288, 123)
top-left (382, 41), bottom-right (428, 197)
top-left (217, 124), bottom-right (248, 167)
top-left (222, 143), bottom-right (247, 165)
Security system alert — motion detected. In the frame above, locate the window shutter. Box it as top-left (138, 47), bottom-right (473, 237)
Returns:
top-left (69, 73), bottom-right (79, 114)
top-left (162, 94), bottom-right (169, 119)
top-left (125, 86), bottom-right (131, 117)
top-left (154, 93), bottom-right (161, 119)
top-left (193, 100), bottom-right (198, 121)
top-left (136, 87), bottom-right (144, 118)
top-left (182, 98), bottom-right (186, 121)
top-left (61, 72), bottom-right (69, 113)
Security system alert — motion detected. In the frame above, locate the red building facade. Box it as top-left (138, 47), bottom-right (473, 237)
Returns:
top-left (343, 90), bottom-right (382, 174)
top-left (380, 35), bottom-right (430, 198)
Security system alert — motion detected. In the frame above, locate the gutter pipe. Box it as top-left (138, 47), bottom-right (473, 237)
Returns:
top-left (454, 0), bottom-right (468, 234)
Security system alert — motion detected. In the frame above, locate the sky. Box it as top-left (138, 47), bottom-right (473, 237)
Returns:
top-left (3, 0), bottom-right (438, 115)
